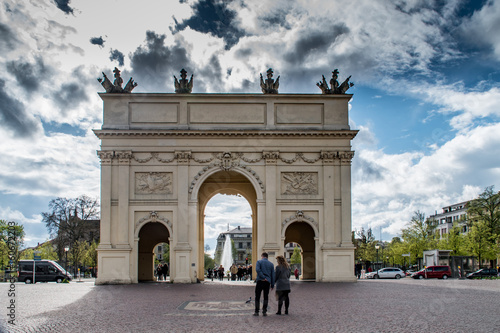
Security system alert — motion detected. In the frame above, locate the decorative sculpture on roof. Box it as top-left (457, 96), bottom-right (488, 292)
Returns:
top-left (174, 69), bottom-right (193, 93)
top-left (316, 69), bottom-right (353, 94)
top-left (98, 67), bottom-right (137, 93)
top-left (260, 68), bottom-right (280, 94)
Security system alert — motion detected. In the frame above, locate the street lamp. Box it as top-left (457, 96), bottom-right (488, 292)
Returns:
top-left (64, 246), bottom-right (69, 272)
top-left (375, 245), bottom-right (380, 269)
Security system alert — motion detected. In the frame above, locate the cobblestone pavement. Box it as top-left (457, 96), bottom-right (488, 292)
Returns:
top-left (2, 278), bottom-right (500, 332)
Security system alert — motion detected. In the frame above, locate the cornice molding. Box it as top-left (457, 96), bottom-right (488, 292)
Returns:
top-left (93, 129), bottom-right (358, 139)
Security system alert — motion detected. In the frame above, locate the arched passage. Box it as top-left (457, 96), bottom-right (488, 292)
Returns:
top-left (138, 222), bottom-right (170, 282)
top-left (196, 170), bottom-right (258, 281)
top-left (284, 222), bottom-right (316, 280)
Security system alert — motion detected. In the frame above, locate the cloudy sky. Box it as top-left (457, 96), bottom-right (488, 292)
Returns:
top-left (1, 0), bottom-right (499, 251)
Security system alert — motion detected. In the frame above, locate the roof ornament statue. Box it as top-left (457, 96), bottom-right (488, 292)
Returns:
top-left (174, 69), bottom-right (193, 93)
top-left (317, 69), bottom-right (353, 94)
top-left (260, 68), bottom-right (280, 94)
top-left (98, 67), bottom-right (137, 93)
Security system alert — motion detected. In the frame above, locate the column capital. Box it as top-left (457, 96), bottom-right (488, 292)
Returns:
top-left (339, 151), bottom-right (355, 165)
top-left (116, 150), bottom-right (133, 165)
top-left (97, 150), bottom-right (114, 165)
top-left (175, 150), bottom-right (192, 165)
top-left (263, 151), bottom-right (279, 165)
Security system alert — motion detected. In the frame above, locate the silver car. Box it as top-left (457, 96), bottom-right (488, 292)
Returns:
top-left (367, 267), bottom-right (405, 279)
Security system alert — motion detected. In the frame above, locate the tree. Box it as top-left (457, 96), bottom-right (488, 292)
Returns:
top-left (401, 211), bottom-right (437, 262)
top-left (42, 195), bottom-right (99, 264)
top-left (20, 241), bottom-right (58, 261)
top-left (231, 238), bottom-right (237, 262)
top-left (467, 186), bottom-right (500, 236)
top-left (290, 246), bottom-right (301, 264)
top-left (465, 220), bottom-right (496, 267)
top-left (204, 253), bottom-right (215, 270)
top-left (437, 222), bottom-right (466, 256)
top-left (354, 227), bottom-right (376, 263)
top-left (0, 220), bottom-right (25, 268)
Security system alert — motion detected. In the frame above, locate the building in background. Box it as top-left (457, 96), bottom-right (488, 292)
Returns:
top-left (427, 201), bottom-right (468, 238)
top-left (215, 226), bottom-right (252, 266)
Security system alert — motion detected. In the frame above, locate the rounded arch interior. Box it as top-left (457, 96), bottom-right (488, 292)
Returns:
top-left (284, 222), bottom-right (316, 280)
top-left (197, 170), bottom-right (258, 281)
top-left (138, 222), bottom-right (170, 282)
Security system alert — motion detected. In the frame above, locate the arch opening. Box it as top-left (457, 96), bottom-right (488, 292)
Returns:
top-left (197, 170), bottom-right (257, 281)
top-left (138, 222), bottom-right (170, 282)
top-left (284, 222), bottom-right (316, 280)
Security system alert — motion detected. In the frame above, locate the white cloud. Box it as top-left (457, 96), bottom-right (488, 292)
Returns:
top-left (352, 122), bottom-right (500, 237)
top-left (0, 127), bottom-right (100, 198)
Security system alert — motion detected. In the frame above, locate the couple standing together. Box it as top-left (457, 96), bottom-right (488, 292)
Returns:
top-left (254, 252), bottom-right (291, 316)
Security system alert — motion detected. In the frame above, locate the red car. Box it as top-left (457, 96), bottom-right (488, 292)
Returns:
top-left (411, 265), bottom-right (452, 279)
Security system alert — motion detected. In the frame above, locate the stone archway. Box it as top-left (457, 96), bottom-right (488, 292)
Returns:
top-left (95, 92), bottom-right (358, 284)
top-left (137, 222), bottom-right (170, 282)
top-left (196, 170), bottom-right (258, 281)
top-left (283, 213), bottom-right (318, 280)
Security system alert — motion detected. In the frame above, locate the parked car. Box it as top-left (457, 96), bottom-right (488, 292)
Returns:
top-left (405, 270), bottom-right (415, 277)
top-left (411, 265), bottom-right (451, 279)
top-left (18, 260), bottom-right (72, 284)
top-left (366, 267), bottom-right (405, 279)
top-left (466, 268), bottom-right (499, 279)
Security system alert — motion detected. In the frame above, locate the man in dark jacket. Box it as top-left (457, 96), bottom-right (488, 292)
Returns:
top-left (254, 252), bottom-right (275, 316)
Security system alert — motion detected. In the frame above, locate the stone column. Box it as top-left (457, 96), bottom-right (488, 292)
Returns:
top-left (116, 151), bottom-right (132, 249)
top-left (97, 150), bottom-right (113, 248)
top-left (340, 151), bottom-right (355, 246)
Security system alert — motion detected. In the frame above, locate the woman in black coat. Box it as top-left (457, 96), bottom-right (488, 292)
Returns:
top-left (274, 255), bottom-right (291, 315)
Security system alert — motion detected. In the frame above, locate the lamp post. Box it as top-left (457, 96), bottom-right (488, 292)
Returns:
top-left (64, 246), bottom-right (69, 272)
top-left (375, 245), bottom-right (380, 269)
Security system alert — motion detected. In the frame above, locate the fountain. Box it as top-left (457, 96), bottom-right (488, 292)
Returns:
top-left (220, 234), bottom-right (233, 276)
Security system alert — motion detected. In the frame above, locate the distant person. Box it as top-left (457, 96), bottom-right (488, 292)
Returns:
top-left (254, 253), bottom-right (274, 316)
top-left (294, 268), bottom-right (299, 280)
top-left (218, 266), bottom-right (224, 281)
top-left (231, 264), bottom-right (238, 281)
top-left (161, 263), bottom-right (169, 281)
top-left (274, 256), bottom-right (291, 315)
top-left (156, 263), bottom-right (163, 281)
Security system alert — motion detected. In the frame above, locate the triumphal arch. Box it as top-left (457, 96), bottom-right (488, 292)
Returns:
top-left (94, 68), bottom-right (357, 284)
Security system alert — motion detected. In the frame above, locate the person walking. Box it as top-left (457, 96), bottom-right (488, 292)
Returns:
top-left (275, 256), bottom-right (291, 315)
top-left (294, 267), bottom-right (299, 280)
top-left (254, 252), bottom-right (274, 316)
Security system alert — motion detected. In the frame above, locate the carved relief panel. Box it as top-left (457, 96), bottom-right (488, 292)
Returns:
top-left (281, 172), bottom-right (318, 195)
top-left (135, 172), bottom-right (173, 194)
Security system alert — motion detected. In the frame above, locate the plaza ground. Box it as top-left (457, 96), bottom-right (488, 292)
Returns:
top-left (2, 278), bottom-right (499, 332)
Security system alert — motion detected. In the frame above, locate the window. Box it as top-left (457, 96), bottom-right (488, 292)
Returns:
top-left (20, 264), bottom-right (32, 272)
top-left (238, 242), bottom-right (243, 249)
top-left (247, 242), bottom-right (251, 248)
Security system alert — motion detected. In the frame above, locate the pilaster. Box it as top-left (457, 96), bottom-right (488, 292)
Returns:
top-left (116, 151), bottom-right (132, 249)
top-left (97, 150), bottom-right (113, 248)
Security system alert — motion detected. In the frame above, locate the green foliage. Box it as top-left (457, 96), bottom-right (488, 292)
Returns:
top-left (41, 195), bottom-right (99, 261)
top-left (437, 222), bottom-right (467, 256)
top-left (20, 241), bottom-right (58, 261)
top-left (83, 240), bottom-right (98, 268)
top-left (0, 220), bottom-right (25, 268)
top-left (467, 186), bottom-right (500, 235)
top-left (231, 238), bottom-right (237, 262)
top-left (401, 211), bottom-right (437, 262)
top-left (162, 243), bottom-right (170, 263)
top-left (204, 253), bottom-right (215, 270)
top-left (354, 227), bottom-right (376, 262)
top-left (464, 220), bottom-right (496, 264)
top-left (290, 246), bottom-right (301, 264)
